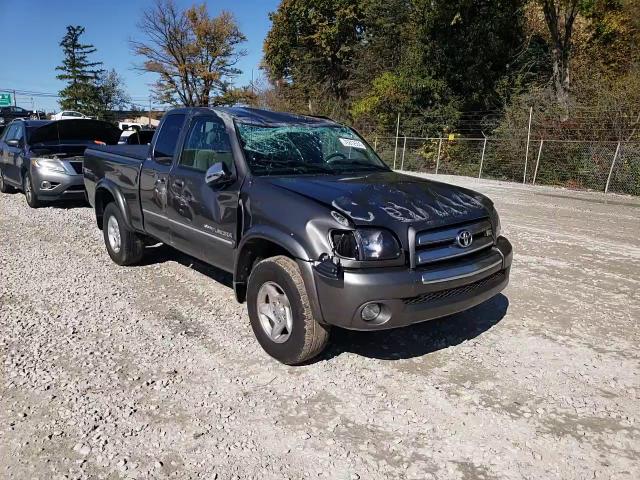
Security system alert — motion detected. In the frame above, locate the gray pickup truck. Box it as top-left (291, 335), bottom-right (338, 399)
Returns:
top-left (83, 107), bottom-right (512, 364)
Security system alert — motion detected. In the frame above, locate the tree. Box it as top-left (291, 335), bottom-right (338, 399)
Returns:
top-left (95, 70), bottom-right (130, 121)
top-left (537, 0), bottom-right (580, 117)
top-left (263, 0), bottom-right (364, 117)
top-left (56, 25), bottom-right (104, 113)
top-left (131, 0), bottom-right (247, 107)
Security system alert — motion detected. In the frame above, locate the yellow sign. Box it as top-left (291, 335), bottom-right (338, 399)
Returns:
top-left (448, 133), bottom-right (456, 141)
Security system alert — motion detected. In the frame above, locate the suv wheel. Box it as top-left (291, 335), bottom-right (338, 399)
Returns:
top-left (102, 202), bottom-right (144, 265)
top-left (0, 168), bottom-right (15, 193)
top-left (247, 256), bottom-right (330, 365)
top-left (24, 172), bottom-right (41, 208)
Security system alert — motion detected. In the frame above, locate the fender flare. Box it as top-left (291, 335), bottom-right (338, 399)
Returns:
top-left (234, 225), bottom-right (312, 280)
top-left (94, 178), bottom-right (133, 230)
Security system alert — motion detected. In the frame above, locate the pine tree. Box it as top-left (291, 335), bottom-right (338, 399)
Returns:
top-left (56, 25), bottom-right (104, 114)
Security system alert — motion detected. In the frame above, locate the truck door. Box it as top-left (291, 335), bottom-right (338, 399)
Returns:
top-left (167, 113), bottom-right (238, 272)
top-left (139, 113), bottom-right (186, 244)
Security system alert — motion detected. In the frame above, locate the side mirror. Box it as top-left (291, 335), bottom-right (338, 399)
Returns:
top-left (6, 139), bottom-right (19, 147)
top-left (205, 162), bottom-right (233, 187)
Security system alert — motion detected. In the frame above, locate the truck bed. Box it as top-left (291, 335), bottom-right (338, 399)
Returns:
top-left (83, 144), bottom-right (149, 230)
top-left (87, 144), bottom-right (149, 162)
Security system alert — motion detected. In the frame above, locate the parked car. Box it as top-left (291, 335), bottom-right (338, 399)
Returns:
top-left (83, 107), bottom-right (512, 364)
top-left (118, 122), bottom-right (143, 131)
top-left (50, 110), bottom-right (90, 120)
top-left (118, 128), bottom-right (155, 145)
top-left (0, 118), bottom-right (121, 207)
top-left (0, 106), bottom-right (44, 126)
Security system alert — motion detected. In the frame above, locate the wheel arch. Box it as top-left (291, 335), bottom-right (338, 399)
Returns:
top-left (94, 179), bottom-right (132, 231)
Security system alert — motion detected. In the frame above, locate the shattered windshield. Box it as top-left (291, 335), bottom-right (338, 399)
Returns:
top-left (236, 123), bottom-right (390, 176)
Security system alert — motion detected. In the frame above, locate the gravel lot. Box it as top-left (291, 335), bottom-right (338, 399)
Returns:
top-left (1, 175), bottom-right (639, 480)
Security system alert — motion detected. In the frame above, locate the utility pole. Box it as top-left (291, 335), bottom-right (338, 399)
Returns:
top-left (523, 106), bottom-right (533, 184)
top-left (13, 89), bottom-right (17, 107)
top-left (148, 95), bottom-right (152, 128)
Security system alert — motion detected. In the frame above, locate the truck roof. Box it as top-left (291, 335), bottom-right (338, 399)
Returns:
top-left (170, 106), bottom-right (340, 128)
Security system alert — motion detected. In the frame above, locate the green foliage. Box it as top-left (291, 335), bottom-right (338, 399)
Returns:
top-left (263, 0), bottom-right (529, 134)
top-left (56, 25), bottom-right (105, 114)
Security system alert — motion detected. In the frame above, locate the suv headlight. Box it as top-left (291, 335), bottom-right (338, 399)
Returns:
top-left (332, 229), bottom-right (401, 261)
top-left (32, 158), bottom-right (66, 174)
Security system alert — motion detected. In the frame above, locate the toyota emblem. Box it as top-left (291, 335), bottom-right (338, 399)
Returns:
top-left (456, 230), bottom-right (473, 248)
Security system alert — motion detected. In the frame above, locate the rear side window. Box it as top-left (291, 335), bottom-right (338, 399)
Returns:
top-left (154, 114), bottom-right (186, 162)
top-left (179, 116), bottom-right (233, 172)
top-left (4, 124), bottom-right (18, 141)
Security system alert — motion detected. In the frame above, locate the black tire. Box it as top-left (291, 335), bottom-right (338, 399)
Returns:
top-left (102, 202), bottom-right (144, 266)
top-left (23, 172), bottom-right (41, 208)
top-left (247, 255), bottom-right (330, 365)
top-left (0, 168), bottom-right (15, 193)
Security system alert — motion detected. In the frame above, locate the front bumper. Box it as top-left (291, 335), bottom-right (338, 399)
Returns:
top-left (313, 236), bottom-right (512, 330)
top-left (31, 168), bottom-right (85, 200)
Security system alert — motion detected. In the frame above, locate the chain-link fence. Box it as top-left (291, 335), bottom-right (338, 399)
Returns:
top-left (368, 135), bottom-right (640, 196)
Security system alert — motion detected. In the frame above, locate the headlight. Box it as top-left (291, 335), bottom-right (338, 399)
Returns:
top-left (32, 158), bottom-right (66, 174)
top-left (332, 229), bottom-right (401, 261)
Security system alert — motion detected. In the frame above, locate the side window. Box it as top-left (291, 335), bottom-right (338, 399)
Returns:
top-left (179, 116), bottom-right (233, 173)
top-left (14, 124), bottom-right (24, 143)
top-left (153, 114), bottom-right (186, 163)
top-left (4, 124), bottom-right (18, 141)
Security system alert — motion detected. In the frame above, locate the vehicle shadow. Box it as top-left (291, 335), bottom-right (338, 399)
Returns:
top-left (321, 294), bottom-right (509, 362)
top-left (48, 199), bottom-right (90, 209)
top-left (139, 243), bottom-right (234, 288)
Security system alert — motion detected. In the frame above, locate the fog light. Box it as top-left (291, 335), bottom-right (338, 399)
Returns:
top-left (361, 303), bottom-right (382, 322)
top-left (41, 181), bottom-right (51, 189)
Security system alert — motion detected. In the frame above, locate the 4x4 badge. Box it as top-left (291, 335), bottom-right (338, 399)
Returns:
top-left (456, 230), bottom-right (473, 248)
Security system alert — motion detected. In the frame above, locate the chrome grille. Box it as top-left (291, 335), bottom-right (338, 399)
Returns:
top-left (404, 271), bottom-right (505, 305)
top-left (413, 218), bottom-right (493, 267)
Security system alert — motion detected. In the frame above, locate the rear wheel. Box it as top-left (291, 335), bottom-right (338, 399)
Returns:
top-left (0, 168), bottom-right (15, 193)
top-left (247, 256), bottom-right (330, 365)
top-left (24, 172), bottom-right (41, 208)
top-left (102, 202), bottom-right (144, 265)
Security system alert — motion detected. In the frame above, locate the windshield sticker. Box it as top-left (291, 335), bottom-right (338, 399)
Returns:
top-left (339, 138), bottom-right (366, 149)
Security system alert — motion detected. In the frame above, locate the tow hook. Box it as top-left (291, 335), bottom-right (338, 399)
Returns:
top-left (314, 253), bottom-right (341, 279)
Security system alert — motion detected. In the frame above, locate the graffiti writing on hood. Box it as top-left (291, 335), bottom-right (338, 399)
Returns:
top-left (382, 191), bottom-right (484, 223)
top-left (332, 196), bottom-right (375, 222)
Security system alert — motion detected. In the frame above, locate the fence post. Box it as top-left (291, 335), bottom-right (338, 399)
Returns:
top-left (532, 139), bottom-right (544, 185)
top-left (393, 113), bottom-right (400, 169)
top-left (478, 136), bottom-right (487, 179)
top-left (523, 106), bottom-right (533, 184)
top-left (604, 142), bottom-right (621, 194)
top-left (435, 138), bottom-right (443, 174)
top-left (374, 136), bottom-right (377, 151)
top-left (401, 136), bottom-right (407, 170)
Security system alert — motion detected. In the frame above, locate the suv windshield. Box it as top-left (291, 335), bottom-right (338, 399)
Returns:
top-left (236, 123), bottom-right (389, 176)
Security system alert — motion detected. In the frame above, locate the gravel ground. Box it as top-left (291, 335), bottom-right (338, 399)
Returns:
top-left (1, 176), bottom-right (639, 479)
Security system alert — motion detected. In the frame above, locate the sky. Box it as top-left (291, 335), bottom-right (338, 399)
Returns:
top-left (0, 0), bottom-right (280, 112)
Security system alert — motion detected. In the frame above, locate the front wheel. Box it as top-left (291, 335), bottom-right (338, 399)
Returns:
top-left (102, 202), bottom-right (144, 265)
top-left (247, 256), bottom-right (330, 365)
top-left (24, 172), bottom-right (41, 208)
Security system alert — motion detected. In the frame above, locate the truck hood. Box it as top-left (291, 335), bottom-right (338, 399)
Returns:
top-left (263, 171), bottom-right (491, 229)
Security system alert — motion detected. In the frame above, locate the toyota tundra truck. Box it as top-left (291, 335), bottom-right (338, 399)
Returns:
top-left (83, 107), bottom-right (512, 365)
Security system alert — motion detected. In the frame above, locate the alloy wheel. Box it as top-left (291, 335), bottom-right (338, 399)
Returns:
top-left (256, 281), bottom-right (293, 343)
top-left (107, 215), bottom-right (122, 253)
